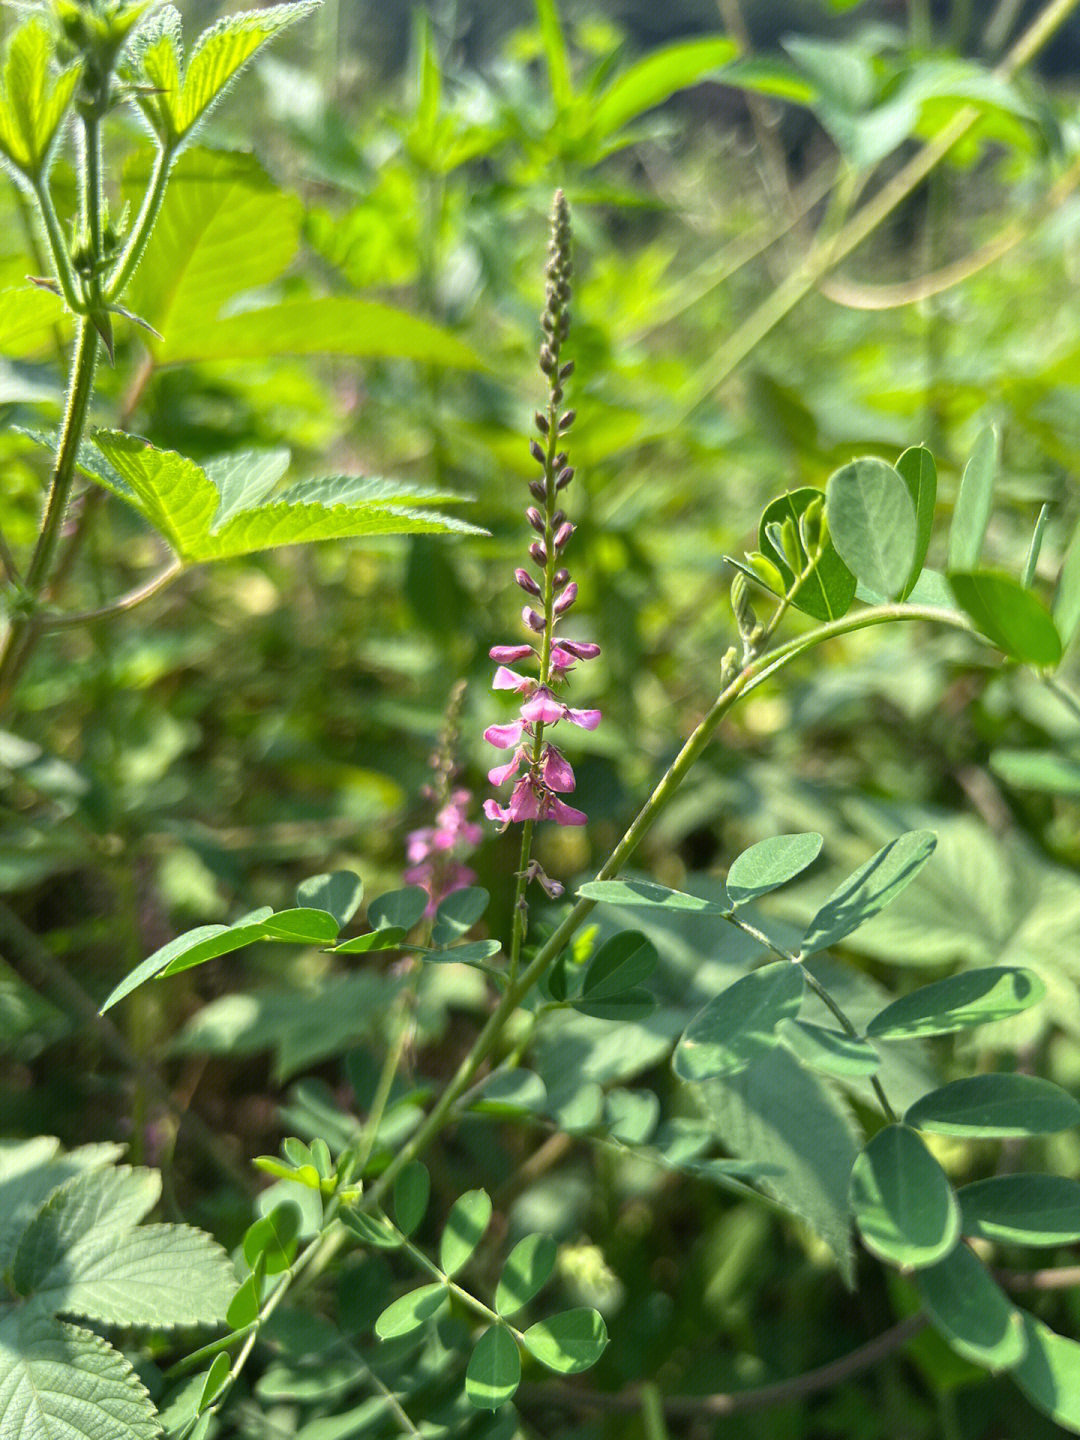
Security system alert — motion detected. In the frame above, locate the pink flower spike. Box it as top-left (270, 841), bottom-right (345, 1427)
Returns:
top-left (565, 706), bottom-right (602, 730)
top-left (492, 666), bottom-right (533, 693)
top-left (520, 687), bottom-right (566, 725)
top-left (490, 644), bottom-right (535, 663)
top-left (484, 720), bottom-right (525, 749)
top-left (560, 640), bottom-right (601, 660)
top-left (549, 796), bottom-right (588, 826)
top-left (489, 750), bottom-right (525, 787)
top-left (508, 777), bottom-right (542, 820)
top-left (542, 745), bottom-right (576, 792)
top-left (549, 646), bottom-right (577, 672)
top-left (522, 606), bottom-right (545, 632)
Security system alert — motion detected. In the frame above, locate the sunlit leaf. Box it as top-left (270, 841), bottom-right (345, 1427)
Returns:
top-left (673, 962), bottom-right (805, 1082)
top-left (801, 831), bottom-right (937, 955)
top-left (495, 1234), bottom-right (558, 1318)
top-left (439, 1189), bottom-right (491, 1277)
top-left (726, 833), bottom-right (823, 906)
top-left (1014, 1312), bottom-right (1080, 1431)
top-left (948, 570), bottom-right (1062, 666)
top-left (759, 488), bottom-right (856, 621)
top-left (866, 967), bottom-right (1045, 1039)
top-left (958, 1174), bottom-right (1080, 1246)
top-left (590, 38), bottom-right (738, 140)
top-left (466, 1325), bottom-right (520, 1410)
top-left (373, 1282), bottom-right (447, 1339)
top-left (778, 1018), bottom-right (880, 1077)
top-left (826, 458), bottom-right (916, 600)
top-left (850, 1125), bottom-right (960, 1269)
top-left (521, 1309), bottom-right (608, 1374)
top-left (914, 1244), bottom-right (1026, 1368)
top-left (906, 1075), bottom-right (1080, 1137)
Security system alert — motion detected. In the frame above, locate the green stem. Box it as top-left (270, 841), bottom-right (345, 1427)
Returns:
top-left (0, 317), bottom-right (99, 713)
top-left (107, 143), bottom-right (172, 299)
top-left (37, 558), bottom-right (183, 629)
top-left (30, 177), bottom-right (82, 312)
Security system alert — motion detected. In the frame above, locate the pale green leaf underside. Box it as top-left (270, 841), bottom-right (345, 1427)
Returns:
top-left (88, 431), bottom-right (483, 565)
top-left (0, 1304), bottom-right (160, 1440)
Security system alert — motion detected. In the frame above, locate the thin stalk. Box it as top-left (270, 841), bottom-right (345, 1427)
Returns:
top-left (0, 528), bottom-right (21, 587)
top-left (37, 558), bottom-right (183, 628)
top-left (107, 143), bottom-right (172, 298)
top-left (31, 176), bottom-right (82, 311)
top-left (724, 910), bottom-right (898, 1123)
top-left (0, 317), bottom-right (99, 712)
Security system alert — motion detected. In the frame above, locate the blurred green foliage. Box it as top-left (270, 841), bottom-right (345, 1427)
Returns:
top-left (6, 0), bottom-right (1080, 1434)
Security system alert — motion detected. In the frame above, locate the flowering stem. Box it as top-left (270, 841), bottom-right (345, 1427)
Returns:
top-left (370, 601), bottom-right (982, 1205)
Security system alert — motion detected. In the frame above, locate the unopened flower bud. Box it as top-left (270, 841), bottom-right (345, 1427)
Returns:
top-left (539, 345), bottom-right (556, 375)
top-left (529, 541), bottom-right (547, 566)
top-left (516, 568), bottom-right (542, 596)
top-left (535, 411), bottom-right (549, 434)
top-left (553, 582), bottom-right (578, 614)
top-left (526, 507), bottom-right (545, 533)
top-left (553, 568), bottom-right (570, 587)
top-left (552, 510), bottom-right (565, 528)
top-left (554, 452), bottom-right (568, 469)
top-left (523, 606), bottom-right (545, 632)
top-left (746, 551), bottom-right (785, 595)
top-left (555, 466), bottom-right (574, 490)
top-left (559, 362), bottom-right (575, 380)
top-left (529, 438), bottom-right (545, 465)
top-left (554, 521), bottom-right (574, 551)
top-left (529, 479), bottom-right (547, 502)
top-left (558, 410), bottom-right (577, 433)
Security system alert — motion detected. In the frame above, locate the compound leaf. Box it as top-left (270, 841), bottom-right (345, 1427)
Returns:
top-left (948, 570), bottom-right (1062, 667)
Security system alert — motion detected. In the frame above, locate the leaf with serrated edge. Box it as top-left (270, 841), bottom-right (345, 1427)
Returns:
top-left (0, 1304), bottom-right (160, 1440)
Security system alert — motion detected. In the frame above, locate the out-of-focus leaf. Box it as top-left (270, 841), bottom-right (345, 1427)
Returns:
top-left (914, 1245), bottom-right (1026, 1368)
top-left (948, 426), bottom-right (997, 571)
top-left (589, 38), bottom-right (738, 140)
top-left (959, 1174), bottom-right (1080, 1246)
top-left (948, 570), bottom-right (1062, 666)
top-left (906, 1075), bottom-right (1080, 1137)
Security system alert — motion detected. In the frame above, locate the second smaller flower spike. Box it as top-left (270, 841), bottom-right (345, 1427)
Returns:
top-left (483, 191), bottom-right (602, 839)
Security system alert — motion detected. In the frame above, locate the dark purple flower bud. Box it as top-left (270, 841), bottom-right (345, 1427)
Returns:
top-left (529, 479), bottom-right (547, 502)
top-left (553, 568), bottom-right (570, 587)
top-left (529, 438), bottom-right (545, 465)
top-left (515, 568), bottom-right (542, 596)
top-left (554, 522), bottom-right (574, 551)
top-left (559, 639), bottom-right (601, 660)
top-left (534, 411), bottom-right (549, 434)
top-left (553, 582), bottom-right (577, 614)
top-left (523, 606), bottom-right (545, 632)
top-left (554, 452), bottom-right (568, 469)
top-left (558, 313), bottom-right (570, 340)
top-left (551, 385), bottom-right (563, 405)
top-left (559, 360), bottom-right (575, 380)
top-left (490, 644), bottom-right (534, 663)
top-left (541, 312), bottom-right (555, 334)
top-left (539, 345), bottom-right (556, 374)
top-left (558, 410), bottom-right (577, 433)
top-left (529, 541), bottom-right (547, 566)
top-left (526, 507), bottom-right (545, 533)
